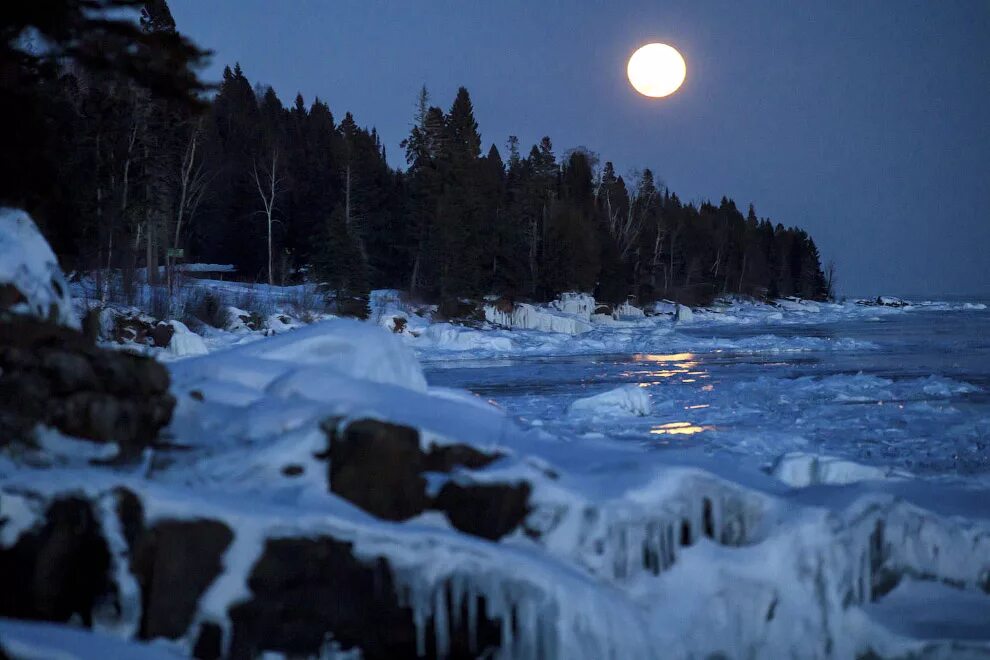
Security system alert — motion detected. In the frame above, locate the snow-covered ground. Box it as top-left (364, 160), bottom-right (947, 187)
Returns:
top-left (4, 228), bottom-right (990, 658)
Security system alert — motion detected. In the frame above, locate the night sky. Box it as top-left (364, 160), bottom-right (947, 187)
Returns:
top-left (169, 1), bottom-right (989, 297)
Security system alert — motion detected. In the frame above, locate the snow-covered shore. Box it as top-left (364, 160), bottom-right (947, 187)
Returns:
top-left (3, 213), bottom-right (990, 658)
top-left (4, 306), bottom-right (990, 658)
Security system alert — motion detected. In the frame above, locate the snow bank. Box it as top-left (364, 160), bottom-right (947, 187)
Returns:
top-left (165, 320), bottom-right (209, 357)
top-left (0, 208), bottom-right (78, 328)
top-left (568, 385), bottom-right (651, 416)
top-left (175, 317), bottom-right (428, 393)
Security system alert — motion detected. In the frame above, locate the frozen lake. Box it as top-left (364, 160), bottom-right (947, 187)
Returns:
top-left (424, 304), bottom-right (990, 484)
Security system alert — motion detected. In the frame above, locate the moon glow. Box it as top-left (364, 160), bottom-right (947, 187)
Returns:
top-left (627, 43), bottom-right (686, 98)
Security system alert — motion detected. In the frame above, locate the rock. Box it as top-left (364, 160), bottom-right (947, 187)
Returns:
top-left (435, 481), bottom-right (532, 541)
top-left (281, 464), bottom-right (304, 477)
top-left (1, 486), bottom-right (505, 660)
top-left (493, 296), bottom-right (516, 314)
top-left (328, 418), bottom-right (429, 521)
top-left (150, 322), bottom-right (175, 348)
top-left (0, 317), bottom-right (175, 454)
top-left (0, 497), bottom-right (113, 626)
top-left (568, 385), bottom-right (651, 417)
top-left (131, 519), bottom-right (234, 640)
top-left (114, 312), bottom-right (156, 345)
top-left (422, 443), bottom-right (502, 473)
top-left (674, 304), bottom-right (694, 322)
top-left (0, 208), bottom-right (78, 328)
top-left (228, 536), bottom-right (502, 660)
top-left (192, 622), bottom-right (223, 660)
top-left (326, 419), bottom-right (510, 526)
top-left (613, 301), bottom-right (645, 320)
top-left (228, 536), bottom-right (414, 659)
top-left (390, 316), bottom-right (407, 333)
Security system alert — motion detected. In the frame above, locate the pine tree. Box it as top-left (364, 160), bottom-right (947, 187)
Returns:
top-left (312, 206), bottom-right (370, 317)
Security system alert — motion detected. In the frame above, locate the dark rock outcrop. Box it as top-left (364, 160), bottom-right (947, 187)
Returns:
top-left (131, 519), bottom-right (234, 640)
top-left (1, 486), bottom-right (505, 659)
top-left (435, 481), bottom-right (532, 541)
top-left (328, 418), bottom-right (429, 521)
top-left (150, 322), bottom-right (175, 348)
top-left (192, 621), bottom-right (224, 660)
top-left (228, 536), bottom-right (502, 660)
top-left (326, 417), bottom-right (522, 537)
top-left (423, 443), bottom-right (502, 473)
top-left (0, 497), bottom-right (113, 626)
top-left (0, 317), bottom-right (175, 455)
top-left (113, 312), bottom-right (156, 345)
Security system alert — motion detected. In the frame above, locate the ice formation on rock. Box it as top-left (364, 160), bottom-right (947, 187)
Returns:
top-left (568, 385), bottom-right (651, 416)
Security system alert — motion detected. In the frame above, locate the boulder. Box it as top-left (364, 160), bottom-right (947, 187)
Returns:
top-left (113, 312), bottom-right (156, 345)
top-left (227, 536), bottom-right (502, 660)
top-left (435, 481), bottom-right (531, 540)
top-left (150, 322), bottom-right (175, 348)
top-left (325, 418), bottom-right (526, 538)
top-left (0, 208), bottom-right (77, 328)
top-left (0, 497), bottom-right (113, 626)
top-left (0, 317), bottom-right (175, 454)
top-left (1, 487), bottom-right (504, 660)
top-left (327, 418), bottom-right (429, 521)
top-left (131, 519), bottom-right (234, 640)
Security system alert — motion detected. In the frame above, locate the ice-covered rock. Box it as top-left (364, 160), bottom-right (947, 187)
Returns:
top-left (769, 452), bottom-right (905, 487)
top-left (857, 296), bottom-right (910, 308)
top-left (164, 320), bottom-right (209, 357)
top-left (612, 301), bottom-right (646, 320)
top-left (422, 323), bottom-right (515, 352)
top-left (776, 297), bottom-right (822, 312)
top-left (222, 305), bottom-right (257, 332)
top-left (484, 302), bottom-right (594, 335)
top-left (0, 208), bottom-right (78, 328)
top-left (674, 304), bottom-right (694, 322)
top-left (549, 292), bottom-right (595, 320)
top-left (568, 385), bottom-right (651, 416)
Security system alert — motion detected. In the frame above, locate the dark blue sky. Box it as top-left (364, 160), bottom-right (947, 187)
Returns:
top-left (170, 0), bottom-right (989, 297)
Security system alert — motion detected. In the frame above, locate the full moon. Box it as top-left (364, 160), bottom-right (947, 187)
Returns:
top-left (627, 43), bottom-right (686, 98)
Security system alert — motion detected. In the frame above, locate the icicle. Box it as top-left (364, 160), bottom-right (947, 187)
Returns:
top-left (433, 584), bottom-right (450, 659)
top-left (466, 584), bottom-right (478, 653)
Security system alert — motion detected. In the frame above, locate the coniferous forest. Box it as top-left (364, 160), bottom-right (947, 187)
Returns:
top-left (3, 0), bottom-right (831, 313)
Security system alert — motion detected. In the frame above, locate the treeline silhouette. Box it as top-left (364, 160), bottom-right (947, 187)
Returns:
top-left (4, 0), bottom-right (831, 311)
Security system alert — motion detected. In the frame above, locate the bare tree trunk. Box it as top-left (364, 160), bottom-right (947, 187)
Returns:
top-left (409, 252), bottom-right (421, 294)
top-left (253, 147), bottom-right (281, 286)
top-left (344, 164), bottom-right (351, 229)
